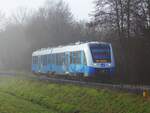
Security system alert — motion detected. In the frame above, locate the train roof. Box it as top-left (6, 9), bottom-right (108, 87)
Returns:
top-left (32, 41), bottom-right (111, 56)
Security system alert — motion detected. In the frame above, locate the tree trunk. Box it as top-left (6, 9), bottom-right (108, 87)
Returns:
top-left (114, 0), bottom-right (121, 37)
top-left (119, 0), bottom-right (124, 36)
top-left (127, 0), bottom-right (131, 38)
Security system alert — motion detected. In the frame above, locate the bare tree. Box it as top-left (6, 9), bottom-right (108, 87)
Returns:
top-left (11, 7), bottom-right (31, 25)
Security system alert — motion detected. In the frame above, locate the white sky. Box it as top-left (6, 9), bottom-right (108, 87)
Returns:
top-left (0, 0), bottom-right (94, 21)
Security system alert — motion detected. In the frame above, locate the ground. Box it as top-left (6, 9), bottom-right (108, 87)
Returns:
top-left (0, 73), bottom-right (149, 113)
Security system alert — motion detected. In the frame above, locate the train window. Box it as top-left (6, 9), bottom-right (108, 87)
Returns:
top-left (40, 56), bottom-right (43, 65)
top-left (58, 54), bottom-right (60, 65)
top-left (38, 56), bottom-right (41, 65)
top-left (76, 51), bottom-right (81, 64)
top-left (70, 52), bottom-right (73, 64)
top-left (43, 55), bottom-right (44, 65)
top-left (59, 53), bottom-right (62, 65)
top-left (43, 55), bottom-right (45, 65)
top-left (72, 51), bottom-right (81, 64)
top-left (37, 56), bottom-right (39, 65)
top-left (51, 54), bottom-right (53, 64)
top-left (55, 54), bottom-right (57, 65)
top-left (35, 56), bottom-right (37, 64)
top-left (50, 54), bottom-right (52, 64)
top-left (34, 56), bottom-right (37, 64)
top-left (73, 52), bottom-right (77, 64)
top-left (33, 56), bottom-right (35, 64)
top-left (58, 53), bottom-right (64, 65)
top-left (45, 55), bottom-right (47, 65)
top-left (61, 53), bottom-right (63, 65)
top-left (54, 54), bottom-right (56, 64)
top-left (56, 53), bottom-right (59, 65)
top-left (58, 53), bottom-right (60, 65)
top-left (83, 52), bottom-right (87, 65)
top-left (48, 54), bottom-right (50, 64)
top-left (72, 52), bottom-right (75, 64)
top-left (43, 55), bottom-right (46, 65)
top-left (32, 56), bottom-right (34, 64)
top-left (65, 53), bottom-right (69, 65)
top-left (52, 54), bottom-right (55, 64)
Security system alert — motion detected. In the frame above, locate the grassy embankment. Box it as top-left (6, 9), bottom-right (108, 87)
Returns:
top-left (0, 74), bottom-right (149, 113)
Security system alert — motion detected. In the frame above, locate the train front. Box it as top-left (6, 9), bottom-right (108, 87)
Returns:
top-left (86, 42), bottom-right (115, 77)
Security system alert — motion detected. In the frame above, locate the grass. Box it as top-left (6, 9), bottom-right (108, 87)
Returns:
top-left (0, 74), bottom-right (149, 113)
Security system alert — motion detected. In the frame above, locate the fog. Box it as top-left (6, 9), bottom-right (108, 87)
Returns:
top-left (0, 0), bottom-right (97, 71)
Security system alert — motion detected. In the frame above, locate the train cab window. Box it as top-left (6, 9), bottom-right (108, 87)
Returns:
top-left (90, 44), bottom-right (111, 63)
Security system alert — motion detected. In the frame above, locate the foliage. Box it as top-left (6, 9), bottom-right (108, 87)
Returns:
top-left (0, 75), bottom-right (150, 113)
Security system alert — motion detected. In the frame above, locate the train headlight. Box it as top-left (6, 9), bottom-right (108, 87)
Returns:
top-left (108, 63), bottom-right (111, 66)
top-left (94, 63), bottom-right (97, 66)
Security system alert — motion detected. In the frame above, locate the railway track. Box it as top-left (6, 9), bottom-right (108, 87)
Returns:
top-left (0, 71), bottom-right (149, 96)
top-left (37, 75), bottom-right (150, 95)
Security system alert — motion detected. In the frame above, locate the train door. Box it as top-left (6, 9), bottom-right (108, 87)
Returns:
top-left (38, 55), bottom-right (41, 73)
top-left (64, 52), bottom-right (69, 73)
top-left (81, 51), bottom-right (87, 76)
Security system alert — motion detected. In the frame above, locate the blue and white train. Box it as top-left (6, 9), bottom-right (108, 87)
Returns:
top-left (32, 42), bottom-right (115, 77)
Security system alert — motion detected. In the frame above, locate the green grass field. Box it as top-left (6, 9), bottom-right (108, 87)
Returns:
top-left (0, 74), bottom-right (149, 113)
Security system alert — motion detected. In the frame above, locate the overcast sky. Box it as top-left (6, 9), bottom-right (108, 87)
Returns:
top-left (0, 0), bottom-right (94, 21)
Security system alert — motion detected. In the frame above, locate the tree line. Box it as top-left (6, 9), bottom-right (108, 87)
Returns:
top-left (0, 0), bottom-right (97, 71)
top-left (89, 0), bottom-right (150, 84)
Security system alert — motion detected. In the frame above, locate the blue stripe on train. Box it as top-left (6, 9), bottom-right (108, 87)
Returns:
top-left (32, 64), bottom-right (114, 76)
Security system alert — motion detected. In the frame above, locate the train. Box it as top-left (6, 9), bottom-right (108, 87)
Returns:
top-left (32, 41), bottom-right (115, 78)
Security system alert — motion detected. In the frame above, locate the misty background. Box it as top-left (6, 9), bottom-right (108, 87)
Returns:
top-left (0, 0), bottom-right (150, 84)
